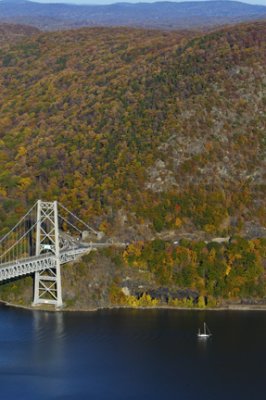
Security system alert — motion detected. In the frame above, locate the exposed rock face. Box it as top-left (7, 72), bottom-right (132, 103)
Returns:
top-left (146, 160), bottom-right (178, 193)
top-left (135, 287), bottom-right (198, 302)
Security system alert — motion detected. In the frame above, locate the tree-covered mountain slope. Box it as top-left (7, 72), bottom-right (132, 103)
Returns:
top-left (0, 23), bottom-right (39, 47)
top-left (0, 21), bottom-right (265, 241)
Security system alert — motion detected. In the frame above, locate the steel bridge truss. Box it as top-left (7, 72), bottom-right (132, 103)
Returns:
top-left (33, 201), bottom-right (63, 307)
top-left (0, 249), bottom-right (91, 283)
top-left (0, 200), bottom-right (112, 308)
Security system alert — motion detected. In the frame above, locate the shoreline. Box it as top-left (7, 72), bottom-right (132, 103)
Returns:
top-left (2, 299), bottom-right (266, 313)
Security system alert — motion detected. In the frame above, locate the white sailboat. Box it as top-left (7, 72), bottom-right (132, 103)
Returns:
top-left (197, 322), bottom-right (212, 338)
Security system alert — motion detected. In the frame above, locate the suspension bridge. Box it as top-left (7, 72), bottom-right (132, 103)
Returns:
top-left (0, 200), bottom-right (111, 308)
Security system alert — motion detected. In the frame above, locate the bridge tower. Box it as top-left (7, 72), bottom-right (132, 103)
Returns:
top-left (33, 200), bottom-right (63, 308)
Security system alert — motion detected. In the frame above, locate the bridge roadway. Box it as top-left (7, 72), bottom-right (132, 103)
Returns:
top-left (0, 242), bottom-right (117, 283)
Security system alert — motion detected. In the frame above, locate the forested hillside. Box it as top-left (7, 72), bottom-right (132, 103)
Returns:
top-left (0, 22), bottom-right (265, 240)
top-left (0, 23), bottom-right (39, 47)
top-left (0, 21), bottom-right (265, 309)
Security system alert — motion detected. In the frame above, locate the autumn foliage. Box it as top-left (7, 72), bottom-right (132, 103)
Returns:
top-left (0, 22), bottom-right (265, 239)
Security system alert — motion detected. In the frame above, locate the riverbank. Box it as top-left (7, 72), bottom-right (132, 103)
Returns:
top-left (2, 299), bottom-right (266, 313)
top-left (1, 237), bottom-right (266, 316)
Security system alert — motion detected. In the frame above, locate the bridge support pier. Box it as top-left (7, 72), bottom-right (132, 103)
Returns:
top-left (32, 200), bottom-right (63, 308)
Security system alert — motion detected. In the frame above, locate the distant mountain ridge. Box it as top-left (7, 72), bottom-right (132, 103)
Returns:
top-left (0, 0), bottom-right (265, 30)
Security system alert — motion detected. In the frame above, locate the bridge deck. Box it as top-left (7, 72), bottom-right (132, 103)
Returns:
top-left (0, 241), bottom-right (122, 283)
top-left (0, 248), bottom-right (91, 282)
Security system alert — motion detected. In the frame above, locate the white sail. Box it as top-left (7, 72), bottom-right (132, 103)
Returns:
top-left (197, 322), bottom-right (211, 338)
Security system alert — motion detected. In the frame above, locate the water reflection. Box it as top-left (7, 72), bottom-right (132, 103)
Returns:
top-left (197, 336), bottom-right (212, 358)
top-left (31, 311), bottom-right (69, 399)
top-left (32, 311), bottom-right (66, 365)
top-left (33, 310), bottom-right (65, 340)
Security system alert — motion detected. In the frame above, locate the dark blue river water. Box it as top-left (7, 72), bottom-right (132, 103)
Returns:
top-left (0, 306), bottom-right (265, 400)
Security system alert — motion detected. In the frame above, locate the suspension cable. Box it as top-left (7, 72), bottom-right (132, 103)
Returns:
top-left (58, 215), bottom-right (83, 234)
top-left (58, 203), bottom-right (99, 235)
top-left (0, 211), bottom-right (39, 262)
top-left (0, 201), bottom-right (37, 245)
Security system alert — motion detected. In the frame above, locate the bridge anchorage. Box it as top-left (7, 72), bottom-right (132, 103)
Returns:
top-left (0, 200), bottom-right (106, 308)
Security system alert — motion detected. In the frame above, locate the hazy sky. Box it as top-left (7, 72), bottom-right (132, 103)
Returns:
top-left (29, 0), bottom-right (266, 6)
